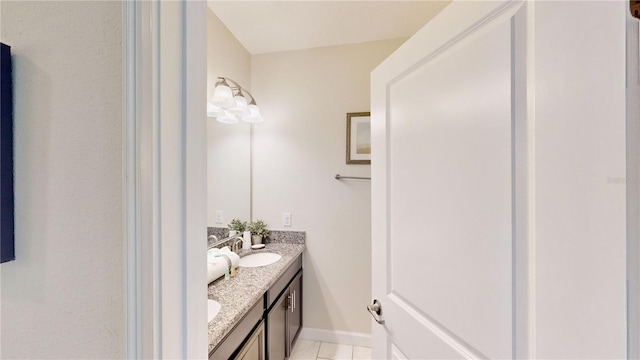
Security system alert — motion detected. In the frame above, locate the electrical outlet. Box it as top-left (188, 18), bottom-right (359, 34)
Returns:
top-left (283, 213), bottom-right (292, 227)
top-left (215, 211), bottom-right (223, 224)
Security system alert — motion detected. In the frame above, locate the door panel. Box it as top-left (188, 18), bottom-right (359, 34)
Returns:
top-left (372, 0), bottom-right (629, 359)
top-left (371, 1), bottom-right (525, 359)
top-left (389, 16), bottom-right (512, 359)
top-left (236, 322), bottom-right (265, 360)
top-left (390, 343), bottom-right (410, 360)
top-left (267, 294), bottom-right (287, 360)
top-left (288, 272), bottom-right (302, 352)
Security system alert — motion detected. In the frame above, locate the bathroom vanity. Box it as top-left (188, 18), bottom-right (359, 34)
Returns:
top-left (208, 243), bottom-right (304, 360)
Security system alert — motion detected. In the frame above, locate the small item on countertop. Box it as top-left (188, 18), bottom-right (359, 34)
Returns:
top-left (207, 246), bottom-right (240, 281)
top-left (251, 244), bottom-right (265, 249)
top-left (207, 248), bottom-right (229, 281)
top-left (242, 230), bottom-right (251, 250)
top-left (228, 218), bottom-right (247, 236)
top-left (229, 230), bottom-right (237, 237)
top-left (230, 264), bottom-right (237, 277)
top-left (219, 247), bottom-right (240, 267)
top-left (220, 255), bottom-right (232, 279)
top-left (248, 219), bottom-right (269, 245)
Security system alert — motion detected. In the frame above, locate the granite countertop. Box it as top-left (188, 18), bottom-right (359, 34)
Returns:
top-left (207, 242), bottom-right (305, 353)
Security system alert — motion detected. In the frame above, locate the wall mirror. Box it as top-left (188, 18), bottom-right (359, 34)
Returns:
top-left (206, 8), bottom-right (254, 233)
top-left (207, 119), bottom-right (251, 230)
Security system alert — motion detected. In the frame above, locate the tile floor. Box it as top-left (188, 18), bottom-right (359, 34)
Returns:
top-left (290, 339), bottom-right (372, 360)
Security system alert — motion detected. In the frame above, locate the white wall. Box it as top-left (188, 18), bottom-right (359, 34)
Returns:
top-left (207, 9), bottom-right (252, 226)
top-left (251, 39), bottom-right (404, 335)
top-left (0, 2), bottom-right (123, 358)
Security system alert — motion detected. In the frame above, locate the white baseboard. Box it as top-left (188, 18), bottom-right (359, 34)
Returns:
top-left (298, 327), bottom-right (371, 348)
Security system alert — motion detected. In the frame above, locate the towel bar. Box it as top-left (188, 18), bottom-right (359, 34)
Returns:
top-left (335, 174), bottom-right (371, 180)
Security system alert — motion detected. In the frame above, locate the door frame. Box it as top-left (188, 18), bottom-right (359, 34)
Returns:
top-left (123, 1), bottom-right (208, 358)
top-left (627, 6), bottom-right (640, 359)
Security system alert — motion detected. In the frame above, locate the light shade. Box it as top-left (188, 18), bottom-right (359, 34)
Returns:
top-left (228, 95), bottom-right (250, 117)
top-left (242, 104), bottom-right (264, 123)
top-left (207, 103), bottom-right (225, 118)
top-left (211, 84), bottom-right (235, 108)
top-left (217, 110), bottom-right (239, 124)
top-left (207, 77), bottom-right (264, 123)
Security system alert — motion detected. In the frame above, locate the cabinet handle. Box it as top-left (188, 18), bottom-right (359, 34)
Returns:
top-left (292, 290), bottom-right (296, 311)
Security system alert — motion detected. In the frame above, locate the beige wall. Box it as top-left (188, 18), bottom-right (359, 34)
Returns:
top-left (207, 9), bottom-right (252, 226)
top-left (0, 2), bottom-right (123, 358)
top-left (251, 39), bottom-right (405, 335)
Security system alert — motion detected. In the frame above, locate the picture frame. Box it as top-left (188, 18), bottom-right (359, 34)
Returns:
top-left (346, 112), bottom-right (371, 164)
top-left (0, 43), bottom-right (14, 263)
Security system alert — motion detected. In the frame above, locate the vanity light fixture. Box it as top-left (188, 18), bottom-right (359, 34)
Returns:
top-left (207, 77), bottom-right (264, 124)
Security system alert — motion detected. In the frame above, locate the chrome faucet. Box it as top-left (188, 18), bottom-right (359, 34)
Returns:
top-left (207, 234), bottom-right (244, 253)
top-left (230, 235), bottom-right (244, 254)
top-left (207, 235), bottom-right (219, 249)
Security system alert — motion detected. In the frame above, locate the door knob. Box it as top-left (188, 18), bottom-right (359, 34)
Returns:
top-left (367, 299), bottom-right (385, 324)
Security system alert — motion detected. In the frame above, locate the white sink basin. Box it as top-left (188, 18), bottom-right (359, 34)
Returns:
top-left (239, 252), bottom-right (282, 268)
top-left (208, 299), bottom-right (221, 322)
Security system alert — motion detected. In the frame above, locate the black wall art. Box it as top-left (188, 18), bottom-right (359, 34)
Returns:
top-left (1, 43), bottom-right (15, 263)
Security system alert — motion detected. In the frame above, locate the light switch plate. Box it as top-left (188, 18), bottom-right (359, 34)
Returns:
top-left (283, 213), bottom-right (292, 227)
top-left (215, 211), bottom-right (223, 224)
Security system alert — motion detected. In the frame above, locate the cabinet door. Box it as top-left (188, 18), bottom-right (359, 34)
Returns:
top-left (287, 272), bottom-right (302, 353)
top-left (236, 322), bottom-right (265, 360)
top-left (210, 301), bottom-right (263, 360)
top-left (268, 292), bottom-right (289, 360)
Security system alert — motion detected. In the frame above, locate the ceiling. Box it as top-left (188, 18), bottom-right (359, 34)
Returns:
top-left (207, 1), bottom-right (451, 54)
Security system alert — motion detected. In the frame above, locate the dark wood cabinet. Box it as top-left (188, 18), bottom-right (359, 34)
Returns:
top-left (267, 291), bottom-right (288, 360)
top-left (287, 272), bottom-right (302, 351)
top-left (267, 269), bottom-right (303, 360)
top-left (210, 301), bottom-right (264, 360)
top-left (236, 321), bottom-right (265, 360)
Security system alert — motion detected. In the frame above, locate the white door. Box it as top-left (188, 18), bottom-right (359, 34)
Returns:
top-left (371, 0), bottom-right (628, 359)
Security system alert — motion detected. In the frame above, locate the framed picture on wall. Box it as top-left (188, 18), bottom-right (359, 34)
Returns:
top-left (346, 112), bottom-right (371, 164)
top-left (0, 43), bottom-right (14, 263)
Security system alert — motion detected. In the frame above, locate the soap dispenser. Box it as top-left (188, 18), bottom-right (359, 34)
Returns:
top-left (242, 230), bottom-right (251, 250)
